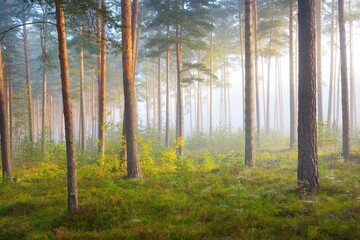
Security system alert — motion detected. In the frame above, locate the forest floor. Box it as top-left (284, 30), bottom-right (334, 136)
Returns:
top-left (0, 141), bottom-right (360, 239)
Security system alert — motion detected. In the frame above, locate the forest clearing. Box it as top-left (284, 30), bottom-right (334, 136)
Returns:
top-left (0, 0), bottom-right (360, 239)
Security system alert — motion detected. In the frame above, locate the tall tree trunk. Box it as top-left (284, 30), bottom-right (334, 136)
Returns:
top-left (55, 0), bottom-right (79, 213)
top-left (98, 0), bottom-right (107, 163)
top-left (297, 0), bottom-right (319, 192)
top-left (327, 0), bottom-right (335, 125)
top-left (165, 24), bottom-right (171, 147)
top-left (122, 0), bottom-right (141, 178)
top-left (338, 0), bottom-right (350, 159)
top-left (0, 41), bottom-right (12, 181)
top-left (175, 22), bottom-right (184, 156)
top-left (316, 0), bottom-right (323, 124)
top-left (23, 16), bottom-right (34, 144)
top-left (289, 0), bottom-right (296, 149)
top-left (79, 24), bottom-right (86, 153)
top-left (244, 0), bottom-right (255, 167)
top-left (253, 0), bottom-right (260, 143)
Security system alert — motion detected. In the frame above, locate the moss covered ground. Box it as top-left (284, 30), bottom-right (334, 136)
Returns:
top-left (1, 135), bottom-right (360, 239)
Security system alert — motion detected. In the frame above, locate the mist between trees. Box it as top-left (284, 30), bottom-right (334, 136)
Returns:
top-left (0, 0), bottom-right (359, 211)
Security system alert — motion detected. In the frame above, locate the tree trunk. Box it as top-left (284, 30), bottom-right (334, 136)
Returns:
top-left (297, 0), bottom-right (319, 192)
top-left (244, 0), bottom-right (255, 167)
top-left (55, 0), bottom-right (79, 213)
top-left (23, 16), bottom-right (34, 144)
top-left (338, 0), bottom-right (350, 159)
top-left (289, 0), bottom-right (296, 149)
top-left (79, 24), bottom-right (86, 153)
top-left (175, 23), bottom-right (184, 156)
top-left (122, 0), bottom-right (141, 178)
top-left (98, 0), bottom-right (107, 163)
top-left (0, 42), bottom-right (12, 181)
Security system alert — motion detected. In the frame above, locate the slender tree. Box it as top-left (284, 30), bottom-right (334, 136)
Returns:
top-left (122, 0), bottom-right (141, 178)
top-left (175, 9), bottom-right (184, 157)
top-left (244, 0), bottom-right (254, 167)
top-left (0, 41), bottom-right (12, 181)
top-left (22, 15), bottom-right (34, 144)
top-left (55, 0), bottom-right (79, 213)
top-left (98, 0), bottom-right (107, 163)
top-left (297, 0), bottom-right (319, 192)
top-left (338, 0), bottom-right (350, 159)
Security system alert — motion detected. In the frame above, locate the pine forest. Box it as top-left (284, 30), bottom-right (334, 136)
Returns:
top-left (0, 0), bottom-right (360, 239)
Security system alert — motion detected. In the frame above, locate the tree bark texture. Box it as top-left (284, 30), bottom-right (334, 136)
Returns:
top-left (176, 24), bottom-right (184, 156)
top-left (338, 0), bottom-right (350, 159)
top-left (55, 0), bottom-right (79, 213)
top-left (244, 0), bottom-right (255, 167)
top-left (297, 0), bottom-right (319, 192)
top-left (0, 41), bottom-right (12, 181)
top-left (122, 0), bottom-right (142, 178)
top-left (98, 0), bottom-right (107, 163)
top-left (23, 16), bottom-right (34, 144)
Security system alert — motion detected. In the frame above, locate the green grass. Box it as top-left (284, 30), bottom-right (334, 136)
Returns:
top-left (1, 144), bottom-right (360, 239)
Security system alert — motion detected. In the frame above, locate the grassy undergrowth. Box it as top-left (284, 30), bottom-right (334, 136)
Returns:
top-left (1, 142), bottom-right (360, 239)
